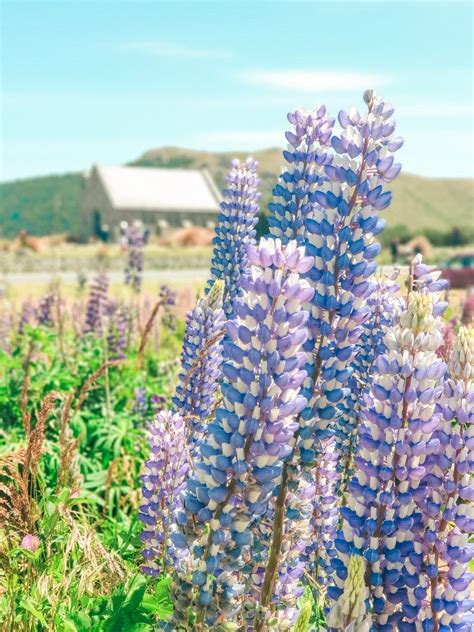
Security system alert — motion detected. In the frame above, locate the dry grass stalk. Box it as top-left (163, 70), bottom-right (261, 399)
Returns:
top-left (74, 360), bottom-right (121, 415)
top-left (23, 391), bottom-right (58, 486)
top-left (20, 339), bottom-right (36, 433)
top-left (0, 392), bottom-right (58, 536)
top-left (56, 394), bottom-right (80, 493)
top-left (20, 374), bottom-right (31, 435)
top-left (103, 454), bottom-right (140, 516)
top-left (0, 448), bottom-right (31, 534)
top-left (33, 504), bottom-right (126, 621)
top-left (137, 296), bottom-right (166, 360)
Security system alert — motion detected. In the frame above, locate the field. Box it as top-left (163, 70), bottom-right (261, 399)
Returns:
top-left (1, 239), bottom-right (472, 630)
top-left (0, 288), bottom-right (184, 629)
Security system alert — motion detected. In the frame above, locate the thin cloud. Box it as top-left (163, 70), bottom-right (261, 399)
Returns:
top-left (239, 69), bottom-right (387, 93)
top-left (123, 40), bottom-right (229, 59)
top-left (397, 103), bottom-right (473, 118)
top-left (193, 130), bottom-right (283, 149)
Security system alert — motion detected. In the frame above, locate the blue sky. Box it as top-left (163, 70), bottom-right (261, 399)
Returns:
top-left (1, 0), bottom-right (473, 181)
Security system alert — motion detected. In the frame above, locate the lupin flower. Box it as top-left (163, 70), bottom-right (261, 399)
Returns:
top-left (36, 292), bottom-right (56, 327)
top-left (327, 555), bottom-right (370, 631)
top-left (18, 299), bottom-right (35, 335)
top-left (159, 284), bottom-right (176, 306)
top-left (268, 105), bottom-right (335, 244)
top-left (415, 326), bottom-right (473, 631)
top-left (329, 291), bottom-right (446, 627)
top-left (139, 410), bottom-right (190, 577)
top-left (303, 435), bottom-right (339, 593)
top-left (133, 387), bottom-right (148, 418)
top-left (303, 90), bottom-right (403, 447)
top-left (151, 394), bottom-right (166, 413)
top-left (411, 254), bottom-right (449, 311)
top-left (83, 272), bottom-right (109, 334)
top-left (172, 280), bottom-right (225, 451)
top-left (107, 305), bottom-right (128, 359)
top-left (207, 158), bottom-right (260, 318)
top-left (169, 239), bottom-right (314, 630)
top-left (124, 222), bottom-right (145, 293)
top-left (335, 274), bottom-right (401, 497)
top-left (259, 91), bottom-right (403, 614)
top-left (159, 284), bottom-right (177, 331)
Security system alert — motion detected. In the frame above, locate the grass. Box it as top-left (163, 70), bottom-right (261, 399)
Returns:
top-left (0, 244), bottom-right (213, 274)
top-left (0, 265), bottom-right (472, 629)
top-left (0, 303), bottom-right (183, 630)
top-left (2, 240), bottom-right (472, 279)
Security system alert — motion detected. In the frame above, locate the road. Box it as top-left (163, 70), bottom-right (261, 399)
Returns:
top-left (4, 268), bottom-right (210, 286)
top-left (4, 265), bottom-right (405, 286)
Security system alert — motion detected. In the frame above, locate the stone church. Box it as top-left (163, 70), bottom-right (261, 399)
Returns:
top-left (79, 164), bottom-right (221, 241)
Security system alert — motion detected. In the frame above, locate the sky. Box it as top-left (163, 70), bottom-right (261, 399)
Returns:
top-left (1, 0), bottom-right (473, 181)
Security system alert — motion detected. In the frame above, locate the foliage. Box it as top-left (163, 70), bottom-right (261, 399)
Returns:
top-left (380, 224), bottom-right (474, 248)
top-left (0, 172), bottom-right (82, 238)
top-left (0, 297), bottom-right (180, 630)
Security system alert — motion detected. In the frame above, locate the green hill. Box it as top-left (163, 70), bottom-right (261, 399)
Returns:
top-left (1, 147), bottom-right (473, 240)
top-left (0, 172), bottom-right (83, 238)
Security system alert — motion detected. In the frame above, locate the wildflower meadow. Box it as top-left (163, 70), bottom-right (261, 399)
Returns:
top-left (0, 91), bottom-right (472, 631)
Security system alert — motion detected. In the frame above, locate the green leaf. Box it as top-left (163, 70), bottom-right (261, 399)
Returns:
top-left (123, 581), bottom-right (147, 612)
top-left (70, 610), bottom-right (93, 628)
top-left (19, 599), bottom-right (48, 627)
top-left (292, 599), bottom-right (313, 632)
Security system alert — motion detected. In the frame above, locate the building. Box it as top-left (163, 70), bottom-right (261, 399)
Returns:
top-left (79, 164), bottom-right (221, 241)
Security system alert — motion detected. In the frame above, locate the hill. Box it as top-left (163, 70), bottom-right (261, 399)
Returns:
top-left (133, 147), bottom-right (474, 238)
top-left (1, 147), bottom-right (473, 239)
top-left (0, 173), bottom-right (83, 238)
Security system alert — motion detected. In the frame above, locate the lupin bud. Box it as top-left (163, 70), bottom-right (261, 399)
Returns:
top-left (327, 555), bottom-right (370, 631)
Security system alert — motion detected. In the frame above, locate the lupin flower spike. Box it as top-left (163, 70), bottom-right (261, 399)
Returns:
top-left (18, 299), bottom-right (35, 335)
top-left (107, 305), bottom-right (128, 359)
top-left (37, 292), bottom-right (56, 327)
top-left (329, 290), bottom-right (446, 627)
top-left (303, 90), bottom-right (403, 446)
top-left (335, 274), bottom-right (401, 498)
top-left (139, 410), bottom-right (190, 577)
top-left (327, 555), bottom-right (370, 631)
top-left (168, 238), bottom-right (314, 630)
top-left (83, 272), bottom-right (109, 334)
top-left (269, 105), bottom-right (335, 244)
top-left (259, 91), bottom-right (403, 614)
top-left (207, 158), bottom-right (260, 319)
top-left (172, 280), bottom-right (225, 452)
top-left (415, 325), bottom-right (473, 630)
top-left (124, 222), bottom-right (145, 293)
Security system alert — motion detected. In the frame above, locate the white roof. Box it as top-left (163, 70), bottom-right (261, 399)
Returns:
top-left (94, 165), bottom-right (221, 213)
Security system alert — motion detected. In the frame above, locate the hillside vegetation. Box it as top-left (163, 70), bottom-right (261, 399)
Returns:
top-left (1, 147), bottom-right (473, 238)
top-left (0, 173), bottom-right (83, 238)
